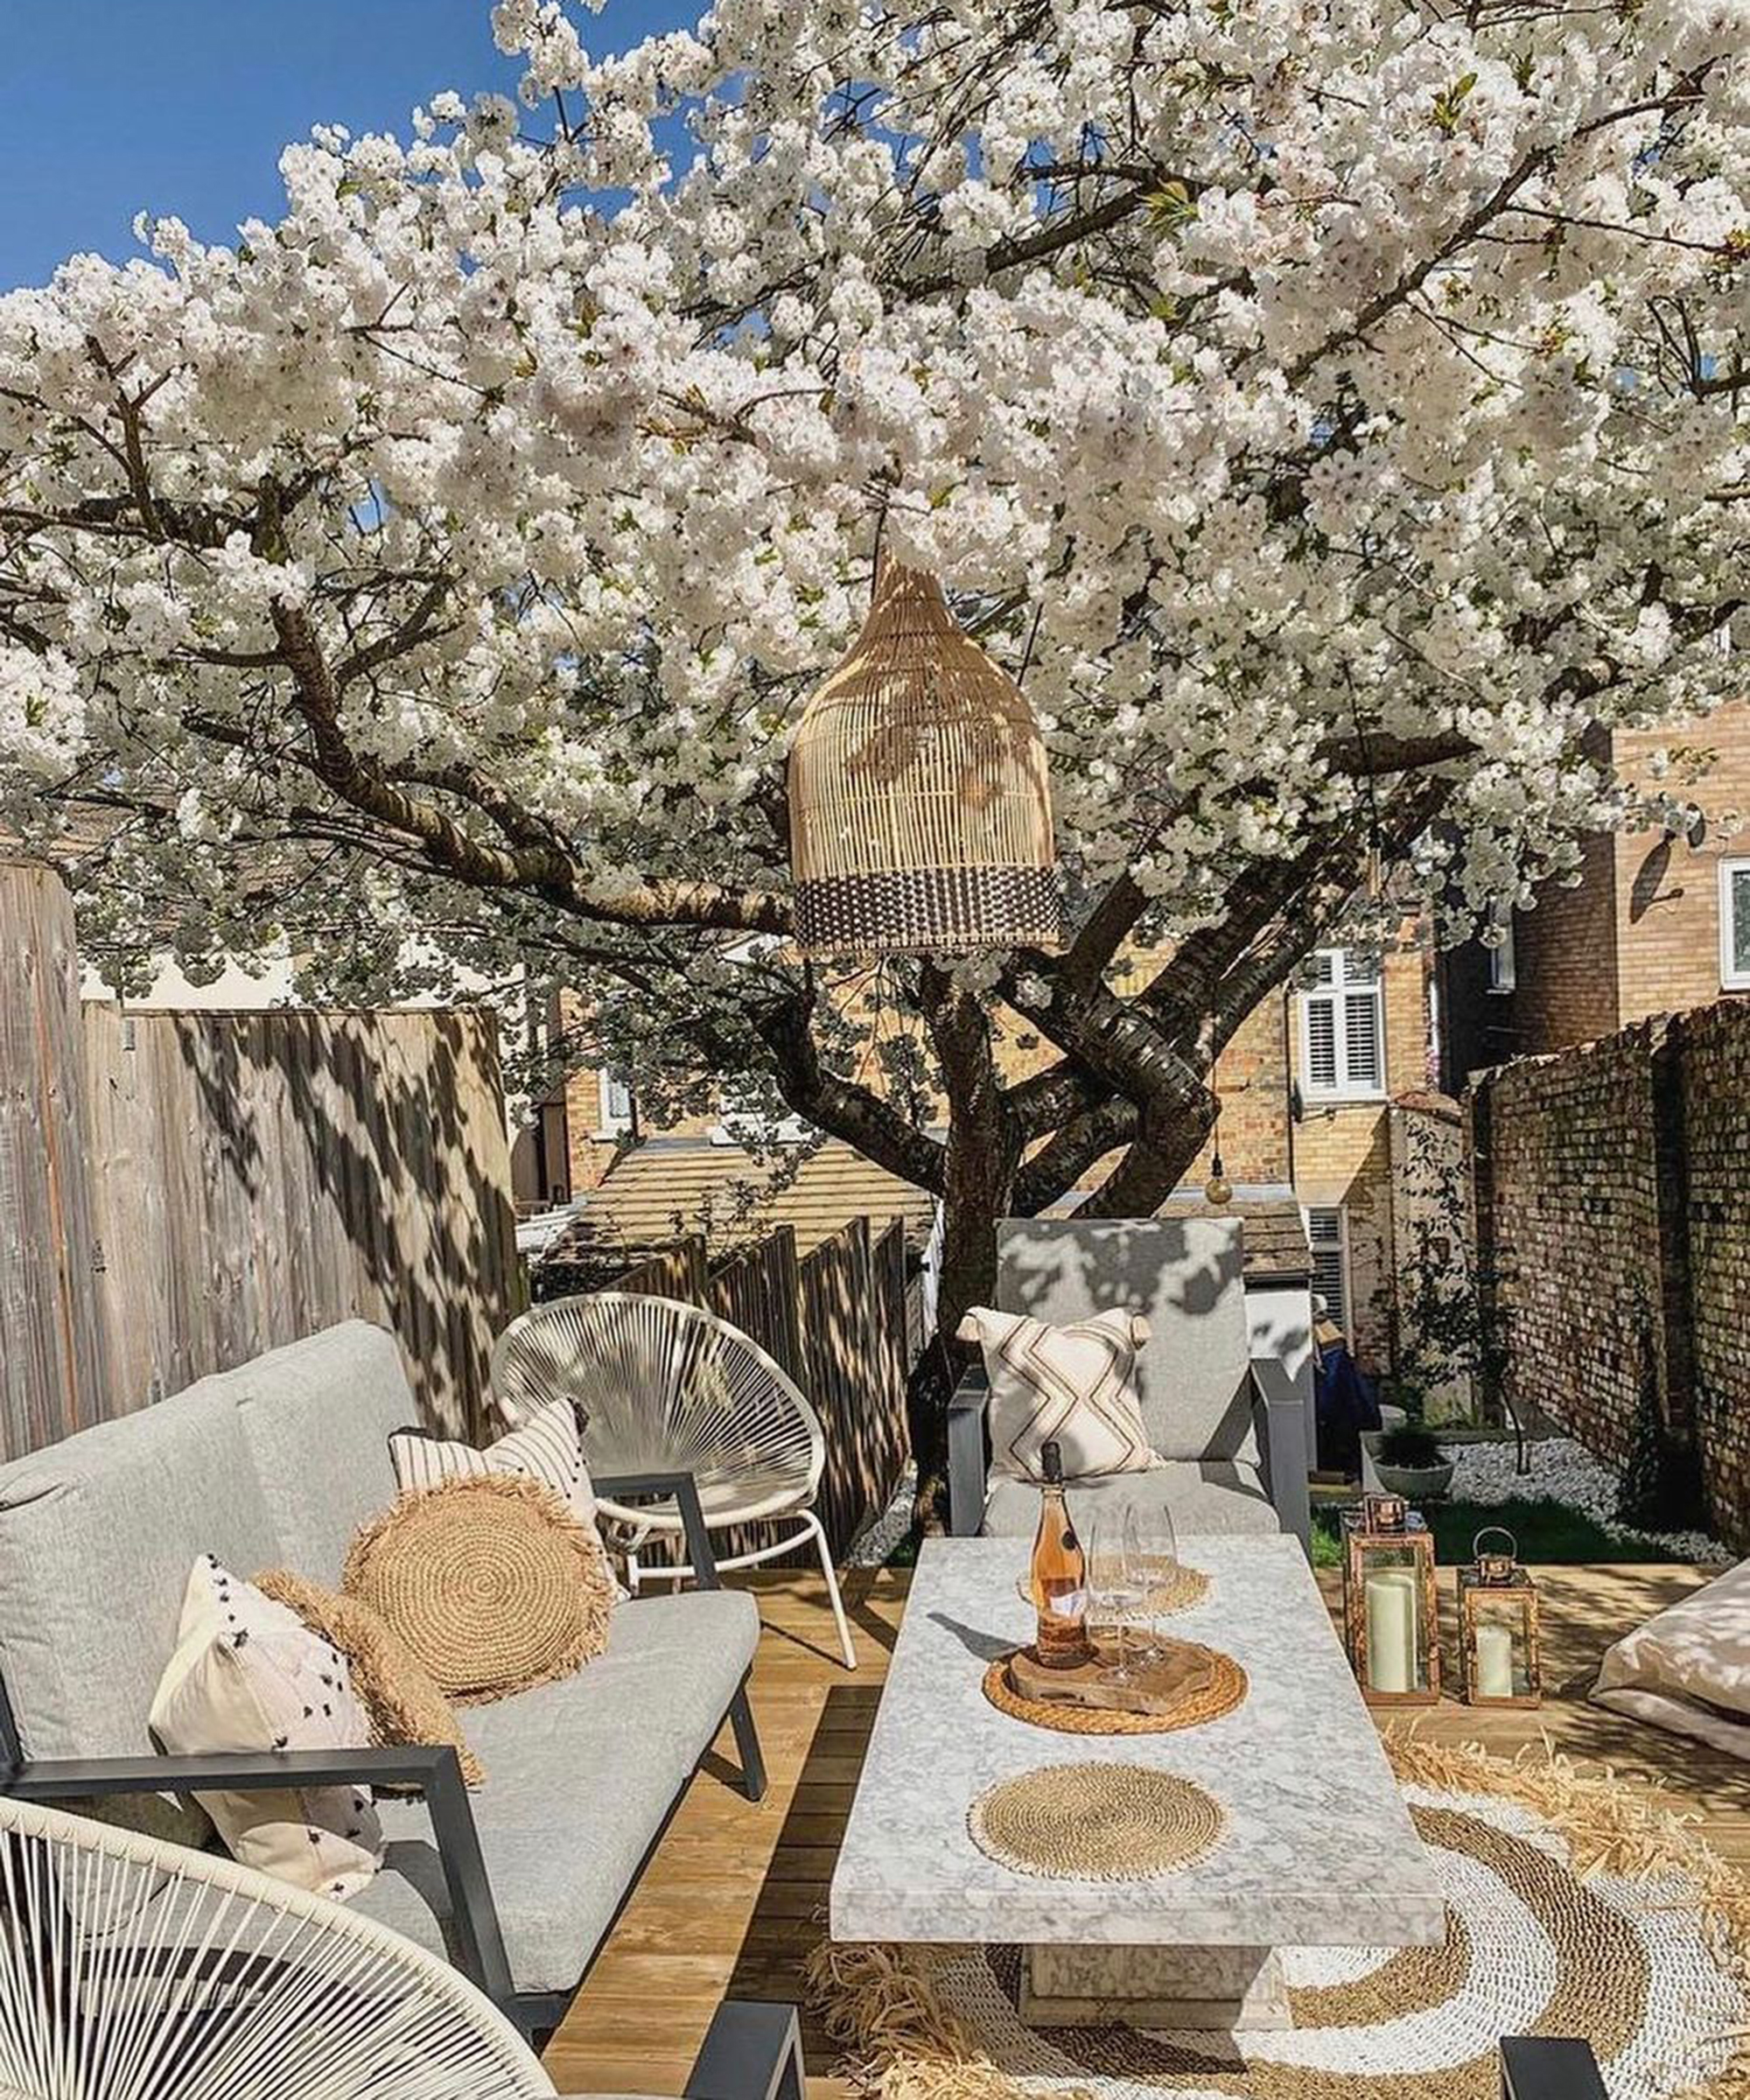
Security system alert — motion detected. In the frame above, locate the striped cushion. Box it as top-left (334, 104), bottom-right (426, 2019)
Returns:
top-left (959, 1306), bottom-right (1158, 1483)
top-left (388, 1400), bottom-right (598, 1526)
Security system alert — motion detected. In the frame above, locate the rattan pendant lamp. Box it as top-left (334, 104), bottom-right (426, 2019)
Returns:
top-left (788, 559), bottom-right (1061, 956)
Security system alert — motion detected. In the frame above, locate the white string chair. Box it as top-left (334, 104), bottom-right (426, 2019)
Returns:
top-left (0, 1791), bottom-right (553, 2100)
top-left (489, 1293), bottom-right (856, 1668)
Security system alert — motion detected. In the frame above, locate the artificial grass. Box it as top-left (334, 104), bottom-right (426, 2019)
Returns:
top-left (1311, 1494), bottom-right (1688, 1569)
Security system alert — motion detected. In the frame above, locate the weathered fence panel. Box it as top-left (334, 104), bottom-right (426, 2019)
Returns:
top-left (1, 864), bottom-right (522, 1452)
top-left (0, 866), bottom-right (108, 1451)
top-left (613, 1237), bottom-right (710, 1305)
top-left (799, 1216), bottom-right (912, 1557)
top-left (709, 1226), bottom-right (804, 1389)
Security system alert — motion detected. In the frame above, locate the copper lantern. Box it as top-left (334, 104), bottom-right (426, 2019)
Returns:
top-left (1341, 1494), bottom-right (1440, 1706)
top-left (1457, 1527), bottom-right (1542, 1707)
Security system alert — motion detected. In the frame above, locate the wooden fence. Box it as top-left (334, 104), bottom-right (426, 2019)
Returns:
top-left (610, 1216), bottom-right (914, 1560)
top-left (0, 864), bottom-right (522, 1453)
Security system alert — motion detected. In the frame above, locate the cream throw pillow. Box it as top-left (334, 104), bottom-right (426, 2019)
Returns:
top-left (959, 1306), bottom-right (1157, 1482)
top-left (388, 1397), bottom-right (600, 1526)
top-left (1591, 1558), bottom-right (1750, 1760)
top-left (150, 1558), bottom-right (384, 1900)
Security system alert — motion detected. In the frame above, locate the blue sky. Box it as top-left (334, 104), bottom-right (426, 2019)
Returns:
top-left (0, 0), bottom-right (690, 290)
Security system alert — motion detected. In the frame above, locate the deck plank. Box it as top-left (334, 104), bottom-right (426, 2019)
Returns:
top-left (545, 1559), bottom-right (1737, 2096)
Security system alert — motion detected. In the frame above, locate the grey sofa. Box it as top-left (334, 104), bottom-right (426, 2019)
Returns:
top-left (948, 1217), bottom-right (1312, 1550)
top-left (0, 1319), bottom-right (765, 2042)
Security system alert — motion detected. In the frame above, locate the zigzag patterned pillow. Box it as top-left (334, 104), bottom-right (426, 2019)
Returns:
top-left (958, 1306), bottom-right (1158, 1483)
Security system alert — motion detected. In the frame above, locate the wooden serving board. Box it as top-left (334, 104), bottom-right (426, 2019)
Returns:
top-left (1007, 1637), bottom-right (1224, 1716)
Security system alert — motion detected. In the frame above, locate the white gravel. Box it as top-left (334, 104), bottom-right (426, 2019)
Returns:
top-left (1446, 1435), bottom-right (1731, 1564)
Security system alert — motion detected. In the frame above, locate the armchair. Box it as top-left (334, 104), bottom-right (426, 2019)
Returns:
top-left (947, 1217), bottom-right (1312, 1552)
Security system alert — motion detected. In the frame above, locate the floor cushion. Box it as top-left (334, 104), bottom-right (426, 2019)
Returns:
top-left (1591, 1558), bottom-right (1750, 1759)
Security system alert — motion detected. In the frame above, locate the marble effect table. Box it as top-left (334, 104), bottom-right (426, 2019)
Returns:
top-left (829, 1535), bottom-right (1445, 2032)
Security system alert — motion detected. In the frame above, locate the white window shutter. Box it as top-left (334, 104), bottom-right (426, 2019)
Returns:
top-left (1305, 998), bottom-right (1339, 1089)
top-left (1343, 988), bottom-right (1383, 1089)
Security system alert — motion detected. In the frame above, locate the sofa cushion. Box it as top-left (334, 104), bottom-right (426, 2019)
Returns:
top-left (348, 1587), bottom-right (760, 1994)
top-left (0, 1383), bottom-right (281, 1760)
top-left (981, 1460), bottom-right (1278, 1540)
top-left (229, 1322), bottom-right (416, 1583)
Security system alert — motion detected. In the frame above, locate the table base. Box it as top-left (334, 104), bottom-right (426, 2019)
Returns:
top-left (1019, 1944), bottom-right (1291, 2032)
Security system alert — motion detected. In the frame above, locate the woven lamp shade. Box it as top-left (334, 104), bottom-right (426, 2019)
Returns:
top-left (788, 562), bottom-right (1061, 956)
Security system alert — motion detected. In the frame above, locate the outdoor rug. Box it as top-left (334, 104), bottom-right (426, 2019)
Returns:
top-left (807, 1740), bottom-right (1750, 2100)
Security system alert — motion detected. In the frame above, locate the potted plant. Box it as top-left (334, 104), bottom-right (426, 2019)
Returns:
top-left (1362, 1420), bottom-right (1456, 1501)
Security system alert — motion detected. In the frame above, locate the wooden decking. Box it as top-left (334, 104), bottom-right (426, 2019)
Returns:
top-left (546, 1560), bottom-right (1742, 2096)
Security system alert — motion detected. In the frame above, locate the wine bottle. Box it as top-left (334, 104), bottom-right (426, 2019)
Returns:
top-left (1030, 1439), bottom-right (1090, 1669)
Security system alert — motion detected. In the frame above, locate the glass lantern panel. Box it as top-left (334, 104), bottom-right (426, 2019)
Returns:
top-left (1357, 1546), bottom-right (1432, 1695)
top-left (1471, 1592), bottom-right (1534, 1698)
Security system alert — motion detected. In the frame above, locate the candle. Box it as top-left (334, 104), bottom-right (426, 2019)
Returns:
top-left (1475, 1619), bottom-right (1516, 1699)
top-left (1364, 1568), bottom-right (1419, 1694)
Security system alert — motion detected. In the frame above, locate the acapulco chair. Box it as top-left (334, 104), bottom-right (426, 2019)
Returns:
top-left (0, 1791), bottom-right (552, 2100)
top-left (488, 1292), bottom-right (857, 1669)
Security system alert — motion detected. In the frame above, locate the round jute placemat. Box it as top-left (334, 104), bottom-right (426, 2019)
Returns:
top-left (808, 1736), bottom-right (1750, 2100)
top-left (981, 1642), bottom-right (1248, 1735)
top-left (969, 1761), bottom-right (1227, 1880)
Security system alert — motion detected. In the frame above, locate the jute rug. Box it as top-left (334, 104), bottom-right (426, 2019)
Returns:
top-left (807, 1740), bottom-right (1750, 2100)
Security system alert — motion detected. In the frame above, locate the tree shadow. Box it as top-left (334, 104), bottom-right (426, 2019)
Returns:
top-left (159, 1004), bottom-right (520, 1436)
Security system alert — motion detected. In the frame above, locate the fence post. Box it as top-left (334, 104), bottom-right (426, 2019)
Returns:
top-left (0, 864), bottom-right (108, 1452)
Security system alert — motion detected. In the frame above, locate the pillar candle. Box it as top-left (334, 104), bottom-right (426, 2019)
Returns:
top-left (1475, 1618), bottom-right (1516, 1699)
top-left (1364, 1568), bottom-right (1419, 1694)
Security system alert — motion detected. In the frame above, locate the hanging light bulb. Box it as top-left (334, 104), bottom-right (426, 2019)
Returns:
top-left (1203, 1086), bottom-right (1232, 1206)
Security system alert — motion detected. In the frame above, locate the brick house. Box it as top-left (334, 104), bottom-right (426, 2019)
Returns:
top-left (1440, 695), bottom-right (1750, 1086)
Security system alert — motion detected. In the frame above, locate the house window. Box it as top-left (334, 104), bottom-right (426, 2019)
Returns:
top-left (1305, 1205), bottom-right (1350, 1336)
top-left (1487, 911), bottom-right (1516, 994)
top-left (1721, 860), bottom-right (1750, 990)
top-left (1298, 948), bottom-right (1385, 1099)
top-left (596, 1069), bottom-right (634, 1137)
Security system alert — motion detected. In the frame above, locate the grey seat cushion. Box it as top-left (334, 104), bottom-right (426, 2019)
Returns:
top-left (350, 1587), bottom-right (760, 1994)
top-left (982, 1461), bottom-right (1278, 1539)
top-left (229, 1321), bottom-right (416, 1583)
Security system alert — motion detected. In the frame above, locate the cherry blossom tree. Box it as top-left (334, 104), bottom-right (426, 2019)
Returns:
top-left (1, 0), bottom-right (1745, 1477)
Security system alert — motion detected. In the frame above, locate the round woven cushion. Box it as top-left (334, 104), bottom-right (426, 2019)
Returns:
top-left (344, 1475), bottom-right (613, 1706)
top-left (256, 1567), bottom-right (486, 1786)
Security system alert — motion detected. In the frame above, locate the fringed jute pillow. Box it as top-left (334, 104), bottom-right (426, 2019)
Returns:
top-left (343, 1476), bottom-right (613, 1707)
top-left (256, 1568), bottom-right (486, 1787)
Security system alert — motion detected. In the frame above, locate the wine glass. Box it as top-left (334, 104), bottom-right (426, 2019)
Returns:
top-left (1135, 1501), bottom-right (1180, 1661)
top-left (1087, 1508), bottom-right (1146, 1684)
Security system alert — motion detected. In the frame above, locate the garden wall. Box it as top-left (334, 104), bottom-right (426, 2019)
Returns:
top-left (1469, 999), bottom-right (1750, 1546)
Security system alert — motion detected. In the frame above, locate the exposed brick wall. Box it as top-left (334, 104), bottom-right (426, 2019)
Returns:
top-left (1676, 1001), bottom-right (1750, 1537)
top-left (1508, 830), bottom-right (1621, 1055)
top-left (1474, 1021), bottom-right (1667, 1473)
top-left (1610, 697), bottom-right (1750, 1026)
top-left (1471, 999), bottom-right (1750, 1549)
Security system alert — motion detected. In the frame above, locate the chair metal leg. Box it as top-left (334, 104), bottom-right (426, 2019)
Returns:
top-left (799, 1508), bottom-right (857, 1669)
top-left (727, 1684), bottom-right (766, 1802)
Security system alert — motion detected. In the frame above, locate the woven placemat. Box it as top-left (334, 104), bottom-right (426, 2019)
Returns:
top-left (1013, 1556), bottom-right (1211, 1619)
top-left (981, 1642), bottom-right (1248, 1735)
top-left (968, 1761), bottom-right (1226, 1880)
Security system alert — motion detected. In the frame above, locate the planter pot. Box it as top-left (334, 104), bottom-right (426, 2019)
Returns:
top-left (1361, 1430), bottom-right (1456, 1503)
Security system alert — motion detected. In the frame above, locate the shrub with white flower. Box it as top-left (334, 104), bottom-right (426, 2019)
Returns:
top-left (0, 0), bottom-right (1745, 1479)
